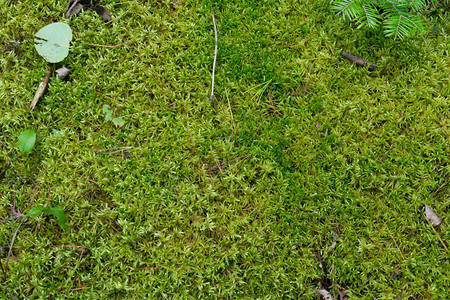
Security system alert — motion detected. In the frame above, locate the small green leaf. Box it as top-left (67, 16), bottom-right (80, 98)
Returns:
top-left (24, 206), bottom-right (68, 231)
top-left (45, 207), bottom-right (68, 231)
top-left (25, 206), bottom-right (45, 217)
top-left (112, 117), bottom-right (125, 127)
top-left (18, 129), bottom-right (36, 154)
top-left (103, 105), bottom-right (113, 121)
top-left (34, 22), bottom-right (72, 63)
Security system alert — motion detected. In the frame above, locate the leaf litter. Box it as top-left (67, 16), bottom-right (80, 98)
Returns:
top-left (66, 0), bottom-right (112, 22)
top-left (55, 66), bottom-right (71, 80)
top-left (316, 288), bottom-right (335, 300)
top-left (424, 205), bottom-right (442, 226)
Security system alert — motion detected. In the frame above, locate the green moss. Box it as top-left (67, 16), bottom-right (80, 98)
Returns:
top-left (0, 0), bottom-right (449, 298)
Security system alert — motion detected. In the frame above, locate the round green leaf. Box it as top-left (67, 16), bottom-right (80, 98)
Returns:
top-left (18, 129), bottom-right (36, 154)
top-left (34, 22), bottom-right (72, 63)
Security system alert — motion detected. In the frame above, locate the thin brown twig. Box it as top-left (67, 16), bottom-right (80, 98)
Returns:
top-left (213, 156), bottom-right (224, 176)
top-left (82, 42), bottom-right (126, 49)
top-left (75, 173), bottom-right (101, 186)
top-left (423, 213), bottom-right (448, 252)
top-left (431, 182), bottom-right (447, 197)
top-left (23, 236), bottom-right (37, 247)
top-left (87, 121), bottom-right (125, 145)
top-left (209, 11), bottom-right (218, 107)
top-left (315, 0), bottom-right (327, 23)
top-left (104, 220), bottom-right (122, 235)
top-left (226, 153), bottom-right (252, 174)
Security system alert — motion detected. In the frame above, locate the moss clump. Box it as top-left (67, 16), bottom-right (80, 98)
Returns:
top-left (0, 0), bottom-right (448, 298)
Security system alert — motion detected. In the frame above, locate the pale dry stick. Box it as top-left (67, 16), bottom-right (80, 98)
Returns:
top-left (209, 11), bottom-right (218, 107)
top-left (105, 9), bottom-right (130, 24)
top-left (30, 70), bottom-right (52, 110)
top-left (384, 223), bottom-right (405, 260)
top-left (6, 219), bottom-right (24, 268)
top-left (431, 182), bottom-right (447, 197)
top-left (7, 291), bottom-right (18, 300)
top-left (423, 213), bottom-right (448, 252)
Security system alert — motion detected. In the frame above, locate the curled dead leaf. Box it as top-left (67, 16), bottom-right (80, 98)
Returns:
top-left (92, 5), bottom-right (112, 22)
top-left (55, 66), bottom-right (71, 80)
top-left (66, 0), bottom-right (112, 22)
top-left (424, 205), bottom-right (442, 226)
top-left (316, 288), bottom-right (335, 300)
top-left (65, 0), bottom-right (84, 17)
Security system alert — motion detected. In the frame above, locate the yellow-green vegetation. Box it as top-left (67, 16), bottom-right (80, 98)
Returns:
top-left (0, 0), bottom-right (449, 298)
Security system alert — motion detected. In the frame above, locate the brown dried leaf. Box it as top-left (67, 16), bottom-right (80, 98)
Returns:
top-left (6, 206), bottom-right (24, 218)
top-left (65, 1), bottom-right (112, 22)
top-left (55, 66), bottom-right (71, 80)
top-left (424, 205), bottom-right (442, 226)
top-left (65, 0), bottom-right (85, 18)
top-left (316, 289), bottom-right (335, 300)
top-left (93, 6), bottom-right (112, 22)
top-left (1, 206), bottom-right (25, 224)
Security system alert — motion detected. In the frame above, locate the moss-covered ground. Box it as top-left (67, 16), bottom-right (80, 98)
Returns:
top-left (0, 0), bottom-right (449, 298)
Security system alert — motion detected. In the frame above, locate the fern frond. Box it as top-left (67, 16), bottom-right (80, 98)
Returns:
top-left (382, 2), bottom-right (425, 38)
top-left (399, 0), bottom-right (438, 11)
top-left (356, 3), bottom-right (381, 28)
top-left (332, 0), bottom-right (380, 28)
top-left (332, 0), bottom-right (436, 39)
top-left (332, 0), bottom-right (364, 20)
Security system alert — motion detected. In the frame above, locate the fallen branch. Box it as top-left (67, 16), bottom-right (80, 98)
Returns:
top-left (209, 11), bottom-right (218, 107)
top-left (342, 52), bottom-right (378, 71)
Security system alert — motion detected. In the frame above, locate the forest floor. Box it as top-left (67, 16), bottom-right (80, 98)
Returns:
top-left (0, 0), bottom-right (449, 298)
